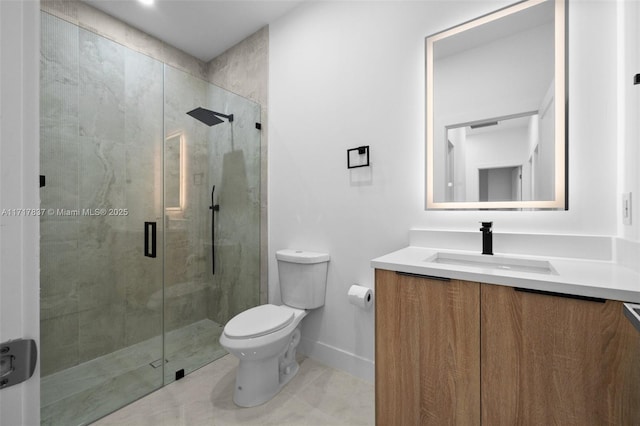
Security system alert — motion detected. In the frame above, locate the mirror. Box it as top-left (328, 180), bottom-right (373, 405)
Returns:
top-left (426, 0), bottom-right (566, 210)
top-left (165, 132), bottom-right (184, 211)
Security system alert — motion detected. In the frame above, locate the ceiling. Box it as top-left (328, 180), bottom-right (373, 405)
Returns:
top-left (82, 0), bottom-right (304, 62)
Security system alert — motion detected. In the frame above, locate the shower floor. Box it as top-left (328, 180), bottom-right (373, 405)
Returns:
top-left (41, 319), bottom-right (226, 426)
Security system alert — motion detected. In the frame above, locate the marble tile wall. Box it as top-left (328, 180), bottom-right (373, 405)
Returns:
top-left (204, 85), bottom-right (262, 324)
top-left (75, 29), bottom-right (130, 367)
top-left (40, 0), bottom-right (208, 81)
top-left (40, 11), bottom-right (81, 375)
top-left (40, 13), bottom-right (165, 375)
top-left (163, 81), bottom-right (263, 335)
top-left (40, 1), bottom-right (265, 376)
top-left (163, 65), bottom-right (210, 333)
top-left (163, 65), bottom-right (262, 330)
top-left (41, 0), bottom-right (269, 305)
top-left (207, 27), bottom-right (269, 305)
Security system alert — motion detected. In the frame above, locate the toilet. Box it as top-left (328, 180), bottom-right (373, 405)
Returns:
top-left (219, 249), bottom-right (330, 407)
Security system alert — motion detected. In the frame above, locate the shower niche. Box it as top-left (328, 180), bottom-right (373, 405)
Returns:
top-left (39, 12), bottom-right (261, 425)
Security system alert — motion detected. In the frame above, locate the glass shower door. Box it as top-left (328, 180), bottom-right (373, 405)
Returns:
top-left (39, 13), bottom-right (164, 425)
top-left (162, 66), bottom-right (261, 383)
top-left (40, 11), bottom-right (262, 424)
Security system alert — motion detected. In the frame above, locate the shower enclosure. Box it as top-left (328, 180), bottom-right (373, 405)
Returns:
top-left (39, 12), bottom-right (261, 425)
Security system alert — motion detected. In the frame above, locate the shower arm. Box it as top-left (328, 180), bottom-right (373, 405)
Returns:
top-left (216, 112), bottom-right (233, 122)
top-left (210, 185), bottom-right (219, 275)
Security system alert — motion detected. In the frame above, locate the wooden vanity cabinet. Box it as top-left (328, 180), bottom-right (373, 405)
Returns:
top-left (375, 269), bottom-right (640, 426)
top-left (375, 269), bottom-right (480, 425)
top-left (481, 283), bottom-right (640, 425)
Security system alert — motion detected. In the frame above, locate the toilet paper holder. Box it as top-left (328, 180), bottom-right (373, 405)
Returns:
top-left (348, 284), bottom-right (374, 309)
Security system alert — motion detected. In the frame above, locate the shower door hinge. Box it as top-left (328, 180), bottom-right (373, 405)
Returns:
top-left (255, 122), bottom-right (262, 130)
top-left (175, 369), bottom-right (185, 381)
top-left (0, 339), bottom-right (37, 390)
top-left (40, 175), bottom-right (46, 188)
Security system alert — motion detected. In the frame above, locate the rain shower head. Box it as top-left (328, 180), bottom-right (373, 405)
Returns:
top-left (186, 107), bottom-right (234, 126)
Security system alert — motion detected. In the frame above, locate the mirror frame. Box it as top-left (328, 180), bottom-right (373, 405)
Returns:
top-left (425, 0), bottom-right (567, 210)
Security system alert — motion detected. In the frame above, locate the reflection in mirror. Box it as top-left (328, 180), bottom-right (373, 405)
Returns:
top-left (444, 111), bottom-right (555, 202)
top-left (426, 0), bottom-right (566, 210)
top-left (165, 132), bottom-right (184, 210)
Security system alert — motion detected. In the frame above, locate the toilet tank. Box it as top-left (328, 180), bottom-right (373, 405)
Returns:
top-left (276, 249), bottom-right (330, 309)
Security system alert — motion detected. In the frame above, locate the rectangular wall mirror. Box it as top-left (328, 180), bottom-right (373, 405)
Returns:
top-left (426, 0), bottom-right (567, 210)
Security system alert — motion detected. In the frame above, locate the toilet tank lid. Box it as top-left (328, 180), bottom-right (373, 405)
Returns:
top-left (276, 249), bottom-right (330, 264)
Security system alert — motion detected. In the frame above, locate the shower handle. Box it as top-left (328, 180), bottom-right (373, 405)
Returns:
top-left (210, 185), bottom-right (219, 274)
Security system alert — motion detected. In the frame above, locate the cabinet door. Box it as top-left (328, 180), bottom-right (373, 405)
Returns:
top-left (481, 283), bottom-right (640, 425)
top-left (375, 269), bottom-right (480, 426)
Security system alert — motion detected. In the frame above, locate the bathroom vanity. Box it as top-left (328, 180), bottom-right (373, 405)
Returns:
top-left (372, 246), bottom-right (640, 425)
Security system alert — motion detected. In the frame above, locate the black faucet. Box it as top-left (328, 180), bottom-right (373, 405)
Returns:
top-left (480, 221), bottom-right (493, 255)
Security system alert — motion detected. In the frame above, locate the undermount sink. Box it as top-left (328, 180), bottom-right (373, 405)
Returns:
top-left (425, 252), bottom-right (558, 275)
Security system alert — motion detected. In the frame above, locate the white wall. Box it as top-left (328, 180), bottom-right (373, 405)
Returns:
top-left (270, 0), bottom-right (624, 381)
top-left (618, 0), bottom-right (640, 242)
top-left (0, 1), bottom-right (40, 424)
top-left (615, 0), bottom-right (640, 272)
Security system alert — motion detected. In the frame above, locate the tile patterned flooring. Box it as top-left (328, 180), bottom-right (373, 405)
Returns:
top-left (92, 354), bottom-right (375, 426)
top-left (42, 319), bottom-right (227, 426)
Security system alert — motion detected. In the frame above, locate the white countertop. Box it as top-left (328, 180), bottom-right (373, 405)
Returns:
top-left (371, 246), bottom-right (640, 303)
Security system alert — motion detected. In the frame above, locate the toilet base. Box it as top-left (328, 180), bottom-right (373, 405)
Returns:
top-left (232, 329), bottom-right (301, 407)
top-left (234, 357), bottom-right (279, 407)
top-left (233, 359), bottom-right (301, 408)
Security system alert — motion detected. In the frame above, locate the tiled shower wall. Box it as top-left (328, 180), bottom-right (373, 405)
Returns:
top-left (162, 66), bottom-right (261, 331)
top-left (40, 0), bottom-right (265, 376)
top-left (41, 0), bottom-right (208, 81)
top-left (40, 13), bottom-right (165, 375)
top-left (41, 3), bottom-right (270, 301)
top-left (207, 26), bottom-right (270, 306)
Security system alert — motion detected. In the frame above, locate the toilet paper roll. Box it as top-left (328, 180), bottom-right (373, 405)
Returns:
top-left (348, 285), bottom-right (373, 309)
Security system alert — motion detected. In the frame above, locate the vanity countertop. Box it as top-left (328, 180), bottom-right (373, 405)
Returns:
top-left (371, 246), bottom-right (640, 303)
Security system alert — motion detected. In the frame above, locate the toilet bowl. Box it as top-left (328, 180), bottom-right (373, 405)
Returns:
top-left (219, 249), bottom-right (329, 407)
top-left (219, 304), bottom-right (307, 407)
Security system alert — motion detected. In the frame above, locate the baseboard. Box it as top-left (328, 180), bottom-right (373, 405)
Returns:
top-left (298, 337), bottom-right (374, 384)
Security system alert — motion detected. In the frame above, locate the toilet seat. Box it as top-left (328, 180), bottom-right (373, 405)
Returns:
top-left (224, 304), bottom-right (295, 339)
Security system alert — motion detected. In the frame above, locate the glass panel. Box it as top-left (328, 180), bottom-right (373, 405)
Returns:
top-left (39, 12), bottom-right (164, 425)
top-left (163, 65), bottom-right (261, 383)
top-left (207, 84), bottom-right (262, 321)
top-left (39, 11), bottom-right (262, 422)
